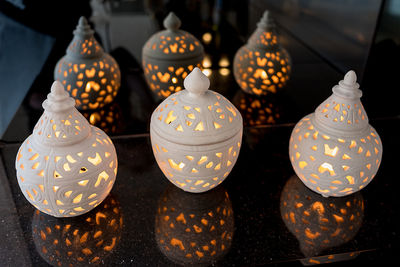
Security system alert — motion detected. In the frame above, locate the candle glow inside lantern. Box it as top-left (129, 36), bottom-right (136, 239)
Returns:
top-left (233, 11), bottom-right (291, 96)
top-left (15, 81), bottom-right (118, 217)
top-left (155, 185), bottom-right (234, 265)
top-left (32, 195), bottom-right (123, 266)
top-left (54, 16), bottom-right (121, 110)
top-left (150, 68), bottom-right (243, 193)
top-left (142, 12), bottom-right (204, 100)
top-left (280, 175), bottom-right (364, 261)
top-left (289, 71), bottom-right (382, 197)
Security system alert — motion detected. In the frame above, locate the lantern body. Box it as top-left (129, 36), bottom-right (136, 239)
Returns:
top-left (150, 68), bottom-right (243, 193)
top-left (15, 81), bottom-right (118, 217)
top-left (289, 71), bottom-right (382, 197)
top-left (233, 11), bottom-right (291, 96)
top-left (155, 185), bottom-right (234, 265)
top-left (54, 17), bottom-right (121, 110)
top-left (32, 195), bottom-right (122, 266)
top-left (280, 175), bottom-right (364, 257)
top-left (142, 12), bottom-right (204, 100)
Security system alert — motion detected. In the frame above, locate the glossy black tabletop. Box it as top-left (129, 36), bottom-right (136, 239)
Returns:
top-left (1, 0), bottom-right (400, 266)
top-left (0, 120), bottom-right (399, 266)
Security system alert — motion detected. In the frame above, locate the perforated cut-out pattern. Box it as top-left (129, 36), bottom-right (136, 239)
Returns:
top-left (151, 131), bottom-right (241, 193)
top-left (55, 55), bottom-right (120, 110)
top-left (54, 16), bottom-right (121, 110)
top-left (143, 60), bottom-right (202, 99)
top-left (315, 95), bottom-right (369, 132)
top-left (16, 127), bottom-right (117, 217)
top-left (152, 90), bottom-right (241, 138)
top-left (142, 12), bottom-right (204, 100)
top-left (289, 115), bottom-right (382, 197)
top-left (234, 46), bottom-right (290, 96)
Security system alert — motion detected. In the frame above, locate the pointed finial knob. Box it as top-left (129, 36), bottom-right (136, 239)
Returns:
top-left (257, 10), bottom-right (272, 29)
top-left (163, 12), bottom-right (181, 31)
top-left (343, 70), bottom-right (357, 86)
top-left (333, 70), bottom-right (362, 99)
top-left (184, 67), bottom-right (210, 96)
top-left (73, 16), bottom-right (94, 36)
top-left (43, 81), bottom-right (76, 112)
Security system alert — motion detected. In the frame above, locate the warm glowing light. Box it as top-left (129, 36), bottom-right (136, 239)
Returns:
top-left (219, 56), bottom-right (230, 67)
top-left (202, 55), bottom-right (212, 68)
top-left (202, 69), bottom-right (212, 77)
top-left (219, 68), bottom-right (230, 76)
top-left (202, 32), bottom-right (212, 44)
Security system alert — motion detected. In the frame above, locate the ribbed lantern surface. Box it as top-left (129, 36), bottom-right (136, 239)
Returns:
top-left (233, 11), bottom-right (291, 95)
top-left (15, 81), bottom-right (118, 217)
top-left (54, 17), bottom-right (121, 110)
top-left (289, 71), bottom-right (382, 197)
top-left (150, 68), bottom-right (243, 193)
top-left (142, 12), bottom-right (204, 100)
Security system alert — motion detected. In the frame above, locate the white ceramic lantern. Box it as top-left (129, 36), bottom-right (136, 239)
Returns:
top-left (54, 16), bottom-right (121, 110)
top-left (233, 11), bottom-right (291, 96)
top-left (150, 68), bottom-right (243, 193)
top-left (289, 71), bottom-right (382, 197)
top-left (142, 12), bottom-right (204, 100)
top-left (15, 81), bottom-right (118, 217)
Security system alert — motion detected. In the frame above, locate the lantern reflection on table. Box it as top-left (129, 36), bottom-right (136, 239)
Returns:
top-left (81, 102), bottom-right (124, 135)
top-left (54, 16), bottom-right (121, 110)
top-left (233, 90), bottom-right (281, 126)
top-left (280, 175), bottom-right (364, 264)
top-left (155, 184), bottom-right (234, 266)
top-left (32, 195), bottom-right (123, 267)
top-left (289, 71), bottom-right (382, 197)
top-left (15, 81), bottom-right (118, 217)
top-left (233, 11), bottom-right (291, 96)
top-left (142, 12), bottom-right (204, 100)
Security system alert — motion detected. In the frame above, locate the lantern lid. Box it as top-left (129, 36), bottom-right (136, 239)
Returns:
top-left (313, 70), bottom-right (369, 136)
top-left (32, 81), bottom-right (92, 146)
top-left (247, 10), bottom-right (279, 50)
top-left (142, 12), bottom-right (204, 61)
top-left (65, 16), bottom-right (104, 59)
top-left (151, 68), bottom-right (243, 146)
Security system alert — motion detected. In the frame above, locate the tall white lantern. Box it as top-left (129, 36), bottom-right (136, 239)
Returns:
top-left (150, 68), bottom-right (243, 193)
top-left (289, 71), bottom-right (382, 197)
top-left (15, 81), bottom-right (118, 217)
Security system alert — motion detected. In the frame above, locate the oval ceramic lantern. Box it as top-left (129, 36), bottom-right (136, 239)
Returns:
top-left (280, 175), bottom-right (364, 258)
top-left (155, 185), bottom-right (234, 265)
top-left (233, 11), bottom-right (291, 96)
top-left (142, 12), bottom-right (204, 100)
top-left (289, 71), bottom-right (383, 197)
top-left (150, 68), bottom-right (243, 193)
top-left (15, 81), bottom-right (118, 217)
top-left (32, 195), bottom-right (123, 266)
top-left (54, 16), bottom-right (121, 110)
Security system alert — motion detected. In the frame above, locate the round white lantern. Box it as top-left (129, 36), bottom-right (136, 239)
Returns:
top-left (150, 68), bottom-right (243, 193)
top-left (15, 81), bottom-right (118, 217)
top-left (289, 71), bottom-right (382, 197)
top-left (54, 16), bottom-right (121, 110)
top-left (233, 11), bottom-right (291, 96)
top-left (142, 12), bottom-right (204, 100)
